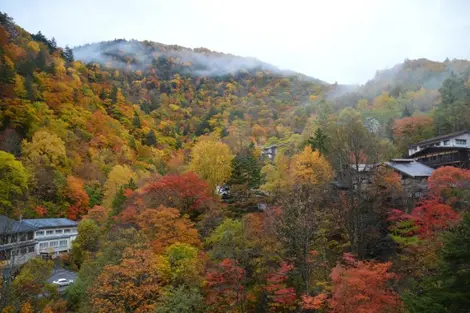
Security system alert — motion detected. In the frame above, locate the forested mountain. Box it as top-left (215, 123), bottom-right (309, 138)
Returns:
top-left (1, 11), bottom-right (470, 313)
top-left (0, 11), bottom-right (330, 219)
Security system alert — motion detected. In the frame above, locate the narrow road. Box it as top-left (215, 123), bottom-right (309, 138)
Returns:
top-left (47, 268), bottom-right (78, 293)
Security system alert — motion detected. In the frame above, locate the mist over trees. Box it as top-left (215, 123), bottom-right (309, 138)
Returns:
top-left (1, 10), bottom-right (470, 313)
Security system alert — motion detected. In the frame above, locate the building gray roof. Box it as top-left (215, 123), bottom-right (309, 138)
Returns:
top-left (0, 216), bottom-right (38, 234)
top-left (22, 218), bottom-right (78, 229)
top-left (385, 160), bottom-right (434, 178)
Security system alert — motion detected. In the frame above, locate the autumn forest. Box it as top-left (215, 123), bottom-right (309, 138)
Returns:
top-left (1, 10), bottom-right (470, 313)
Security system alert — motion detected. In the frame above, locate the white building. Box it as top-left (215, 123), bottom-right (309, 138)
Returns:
top-left (408, 130), bottom-right (470, 157)
top-left (408, 130), bottom-right (470, 169)
top-left (22, 218), bottom-right (78, 257)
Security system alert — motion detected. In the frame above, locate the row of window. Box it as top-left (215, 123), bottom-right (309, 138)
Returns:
top-left (12, 246), bottom-right (35, 256)
top-left (443, 139), bottom-right (467, 146)
top-left (0, 246), bottom-right (35, 260)
top-left (36, 228), bottom-right (76, 237)
top-left (39, 240), bottom-right (68, 249)
top-left (0, 232), bottom-right (35, 245)
top-left (417, 139), bottom-right (468, 151)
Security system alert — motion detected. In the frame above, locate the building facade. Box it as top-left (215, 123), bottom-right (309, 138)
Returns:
top-left (408, 130), bottom-right (470, 169)
top-left (383, 159), bottom-right (434, 199)
top-left (22, 218), bottom-right (78, 258)
top-left (340, 159), bottom-right (434, 200)
top-left (0, 216), bottom-right (37, 269)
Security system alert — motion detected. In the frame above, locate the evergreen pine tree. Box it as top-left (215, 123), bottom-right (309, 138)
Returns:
top-left (50, 37), bottom-right (57, 50)
top-left (308, 128), bottom-right (328, 156)
top-left (125, 178), bottom-right (138, 191)
top-left (0, 56), bottom-right (15, 84)
top-left (132, 112), bottom-right (142, 128)
top-left (99, 88), bottom-right (107, 100)
top-left (145, 130), bottom-right (157, 146)
top-left (63, 45), bottom-right (74, 63)
top-left (110, 187), bottom-right (126, 217)
top-left (110, 86), bottom-right (118, 104)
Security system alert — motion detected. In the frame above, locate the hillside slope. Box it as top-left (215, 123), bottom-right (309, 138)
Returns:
top-left (0, 12), bottom-right (328, 218)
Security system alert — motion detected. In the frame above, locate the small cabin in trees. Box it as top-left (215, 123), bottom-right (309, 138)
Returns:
top-left (382, 159), bottom-right (434, 198)
top-left (261, 145), bottom-right (277, 161)
top-left (408, 130), bottom-right (470, 169)
top-left (340, 159), bottom-right (434, 199)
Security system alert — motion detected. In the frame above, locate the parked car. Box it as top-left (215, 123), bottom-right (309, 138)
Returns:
top-left (53, 278), bottom-right (73, 286)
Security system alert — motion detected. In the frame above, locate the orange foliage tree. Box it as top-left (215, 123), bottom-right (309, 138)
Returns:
top-left (66, 176), bottom-right (89, 220)
top-left (392, 115), bottom-right (434, 153)
top-left (83, 205), bottom-right (108, 225)
top-left (89, 248), bottom-right (168, 313)
top-left (135, 206), bottom-right (201, 254)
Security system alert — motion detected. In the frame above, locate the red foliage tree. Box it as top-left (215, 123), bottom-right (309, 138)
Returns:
top-left (389, 198), bottom-right (460, 240)
top-left (327, 255), bottom-right (403, 313)
top-left (34, 206), bottom-right (47, 217)
top-left (428, 166), bottom-right (470, 208)
top-left (205, 258), bottom-right (246, 313)
top-left (411, 198), bottom-right (460, 238)
top-left (264, 262), bottom-right (297, 312)
top-left (140, 172), bottom-right (216, 216)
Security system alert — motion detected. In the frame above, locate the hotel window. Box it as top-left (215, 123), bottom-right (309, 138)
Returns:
top-left (444, 140), bottom-right (450, 145)
top-left (59, 240), bottom-right (67, 246)
top-left (55, 229), bottom-right (63, 234)
top-left (46, 230), bottom-right (53, 235)
top-left (20, 247), bottom-right (26, 255)
top-left (28, 246), bottom-right (34, 253)
top-left (36, 231), bottom-right (44, 236)
top-left (456, 139), bottom-right (467, 145)
top-left (39, 242), bottom-right (48, 249)
top-left (50, 241), bottom-right (58, 247)
top-left (64, 229), bottom-right (71, 233)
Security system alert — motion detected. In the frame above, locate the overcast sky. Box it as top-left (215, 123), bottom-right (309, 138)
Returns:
top-left (2, 0), bottom-right (470, 84)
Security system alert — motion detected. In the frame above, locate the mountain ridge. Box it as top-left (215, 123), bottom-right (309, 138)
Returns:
top-left (73, 39), bottom-right (325, 84)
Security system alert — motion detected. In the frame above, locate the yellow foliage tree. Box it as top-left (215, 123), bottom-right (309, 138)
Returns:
top-left (261, 152), bottom-right (292, 192)
top-left (26, 41), bottom-right (40, 54)
top-left (14, 74), bottom-right (26, 98)
top-left (292, 146), bottom-right (333, 185)
top-left (102, 164), bottom-right (136, 208)
top-left (189, 139), bottom-right (233, 189)
top-left (22, 130), bottom-right (68, 170)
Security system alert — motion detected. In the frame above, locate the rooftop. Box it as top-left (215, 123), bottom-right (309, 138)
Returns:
top-left (22, 218), bottom-right (78, 229)
top-left (0, 216), bottom-right (38, 234)
top-left (409, 130), bottom-right (470, 148)
top-left (385, 160), bottom-right (434, 178)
